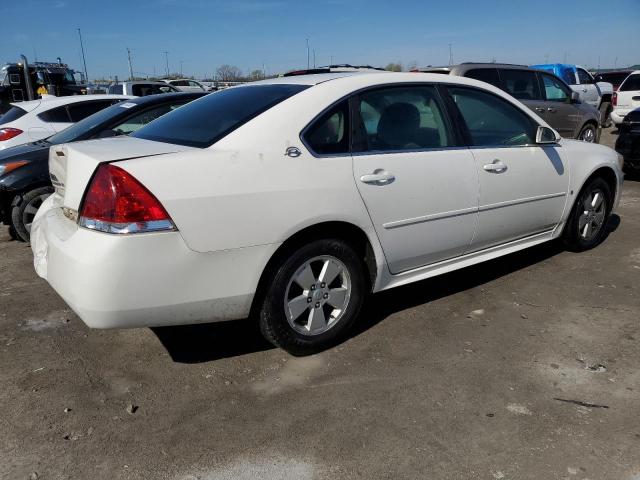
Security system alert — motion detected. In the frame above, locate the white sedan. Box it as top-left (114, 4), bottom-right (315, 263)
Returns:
top-left (0, 94), bottom-right (131, 150)
top-left (31, 72), bottom-right (623, 355)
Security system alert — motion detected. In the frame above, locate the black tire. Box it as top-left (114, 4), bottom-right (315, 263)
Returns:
top-left (578, 123), bottom-right (598, 143)
top-left (259, 238), bottom-right (367, 356)
top-left (563, 177), bottom-right (612, 252)
top-left (10, 187), bottom-right (53, 242)
top-left (8, 225), bottom-right (19, 240)
top-left (600, 103), bottom-right (612, 128)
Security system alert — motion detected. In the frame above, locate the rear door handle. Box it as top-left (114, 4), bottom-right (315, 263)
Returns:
top-left (360, 170), bottom-right (396, 185)
top-left (535, 107), bottom-right (545, 113)
top-left (582, 88), bottom-right (588, 92)
top-left (547, 107), bottom-right (557, 113)
top-left (483, 160), bottom-right (508, 173)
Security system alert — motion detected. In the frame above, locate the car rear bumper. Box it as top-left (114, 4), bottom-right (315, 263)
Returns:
top-left (31, 197), bottom-right (279, 329)
top-left (611, 109), bottom-right (631, 125)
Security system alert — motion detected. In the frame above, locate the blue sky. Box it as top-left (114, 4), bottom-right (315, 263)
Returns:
top-left (1, 0), bottom-right (638, 80)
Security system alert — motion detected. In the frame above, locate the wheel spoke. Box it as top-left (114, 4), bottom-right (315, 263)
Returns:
top-left (287, 295), bottom-right (310, 321)
top-left (306, 306), bottom-right (327, 333)
top-left (24, 204), bottom-right (39, 215)
top-left (327, 287), bottom-right (348, 309)
top-left (591, 192), bottom-right (602, 209)
top-left (319, 259), bottom-right (342, 286)
top-left (582, 221), bottom-right (591, 238)
top-left (294, 264), bottom-right (316, 289)
top-left (578, 214), bottom-right (588, 233)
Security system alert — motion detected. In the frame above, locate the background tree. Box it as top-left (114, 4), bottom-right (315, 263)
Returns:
top-left (385, 62), bottom-right (403, 72)
top-left (216, 64), bottom-right (243, 81)
top-left (248, 69), bottom-right (264, 81)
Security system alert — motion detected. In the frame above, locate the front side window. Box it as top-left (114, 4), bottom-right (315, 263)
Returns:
top-left (577, 68), bottom-right (594, 85)
top-left (67, 100), bottom-right (117, 122)
top-left (354, 85), bottom-right (453, 152)
top-left (541, 74), bottom-right (570, 102)
top-left (500, 69), bottom-right (542, 100)
top-left (133, 84), bottom-right (309, 148)
top-left (448, 86), bottom-right (536, 147)
top-left (465, 68), bottom-right (501, 89)
top-left (303, 100), bottom-right (349, 155)
top-left (620, 74), bottom-right (640, 92)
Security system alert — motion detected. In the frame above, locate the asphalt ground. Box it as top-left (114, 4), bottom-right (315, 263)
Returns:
top-left (1, 127), bottom-right (638, 480)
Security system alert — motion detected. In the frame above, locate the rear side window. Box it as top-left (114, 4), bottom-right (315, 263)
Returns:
top-left (577, 68), bottom-right (593, 85)
top-left (620, 74), bottom-right (640, 92)
top-left (133, 84), bottom-right (309, 148)
top-left (0, 106), bottom-right (27, 125)
top-left (465, 68), bottom-right (501, 88)
top-left (353, 85), bottom-right (453, 152)
top-left (113, 103), bottom-right (186, 135)
top-left (38, 105), bottom-right (71, 123)
top-left (303, 100), bottom-right (349, 155)
top-left (500, 69), bottom-right (542, 100)
top-left (447, 86), bottom-right (536, 147)
top-left (67, 100), bottom-right (117, 122)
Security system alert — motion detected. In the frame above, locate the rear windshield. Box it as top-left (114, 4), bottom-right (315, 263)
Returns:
top-left (620, 74), bottom-right (640, 92)
top-left (0, 106), bottom-right (27, 125)
top-left (132, 84), bottom-right (309, 148)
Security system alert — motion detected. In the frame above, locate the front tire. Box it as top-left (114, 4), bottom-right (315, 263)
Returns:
top-left (10, 187), bottom-right (53, 242)
top-left (563, 177), bottom-right (612, 252)
top-left (259, 239), bottom-right (367, 355)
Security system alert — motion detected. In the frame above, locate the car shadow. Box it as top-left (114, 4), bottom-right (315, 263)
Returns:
top-left (153, 216), bottom-right (620, 364)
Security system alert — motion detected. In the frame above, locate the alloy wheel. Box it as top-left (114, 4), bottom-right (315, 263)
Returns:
top-left (578, 188), bottom-right (607, 241)
top-left (580, 126), bottom-right (596, 143)
top-left (284, 255), bottom-right (351, 336)
top-left (22, 192), bottom-right (50, 234)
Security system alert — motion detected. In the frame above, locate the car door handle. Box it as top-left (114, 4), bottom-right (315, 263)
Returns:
top-left (582, 88), bottom-right (588, 92)
top-left (547, 107), bottom-right (557, 113)
top-left (483, 160), bottom-right (508, 173)
top-left (360, 170), bottom-right (396, 185)
top-left (535, 107), bottom-right (545, 113)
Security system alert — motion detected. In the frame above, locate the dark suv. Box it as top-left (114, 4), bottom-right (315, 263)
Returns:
top-left (416, 63), bottom-right (601, 143)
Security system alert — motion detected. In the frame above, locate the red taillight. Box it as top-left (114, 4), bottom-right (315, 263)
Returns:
top-left (0, 128), bottom-right (23, 141)
top-left (612, 92), bottom-right (617, 107)
top-left (79, 164), bottom-right (174, 234)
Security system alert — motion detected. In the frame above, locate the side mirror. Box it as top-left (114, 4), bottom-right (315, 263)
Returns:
top-left (97, 129), bottom-right (117, 138)
top-left (536, 126), bottom-right (560, 144)
top-left (570, 91), bottom-right (581, 103)
top-left (594, 75), bottom-right (603, 83)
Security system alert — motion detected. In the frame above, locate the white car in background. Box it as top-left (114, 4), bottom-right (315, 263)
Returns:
top-left (162, 79), bottom-right (213, 92)
top-left (0, 94), bottom-right (131, 150)
top-left (31, 72), bottom-right (622, 355)
top-left (611, 71), bottom-right (640, 127)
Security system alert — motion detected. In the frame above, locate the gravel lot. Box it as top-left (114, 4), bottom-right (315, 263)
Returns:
top-left (1, 128), bottom-right (639, 480)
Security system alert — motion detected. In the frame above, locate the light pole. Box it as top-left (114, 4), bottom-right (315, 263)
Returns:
top-left (127, 48), bottom-right (134, 81)
top-left (77, 28), bottom-right (89, 82)
top-left (180, 60), bottom-right (183, 77)
top-left (448, 43), bottom-right (453, 65)
top-left (164, 51), bottom-right (169, 77)
top-left (306, 38), bottom-right (310, 69)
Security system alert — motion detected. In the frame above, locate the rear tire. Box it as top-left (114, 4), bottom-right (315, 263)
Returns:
top-left (259, 239), bottom-right (366, 356)
top-left (578, 123), bottom-right (598, 143)
top-left (563, 177), bottom-right (612, 252)
top-left (10, 187), bottom-right (53, 242)
top-left (600, 103), bottom-right (612, 128)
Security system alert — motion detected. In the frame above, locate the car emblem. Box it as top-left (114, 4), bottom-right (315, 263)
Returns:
top-left (285, 146), bottom-right (302, 158)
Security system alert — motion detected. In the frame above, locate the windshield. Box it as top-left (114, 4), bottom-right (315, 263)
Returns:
top-left (132, 84), bottom-right (309, 148)
top-left (47, 101), bottom-right (132, 144)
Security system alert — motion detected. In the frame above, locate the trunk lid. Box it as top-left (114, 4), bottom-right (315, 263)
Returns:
top-left (49, 136), bottom-right (194, 210)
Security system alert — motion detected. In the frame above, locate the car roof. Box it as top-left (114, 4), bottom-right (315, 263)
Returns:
top-left (118, 91), bottom-right (207, 106)
top-left (11, 94), bottom-right (132, 110)
top-left (248, 71), bottom-right (391, 86)
top-left (418, 63), bottom-right (533, 72)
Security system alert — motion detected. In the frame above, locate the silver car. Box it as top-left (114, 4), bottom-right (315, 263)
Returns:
top-left (417, 63), bottom-right (602, 143)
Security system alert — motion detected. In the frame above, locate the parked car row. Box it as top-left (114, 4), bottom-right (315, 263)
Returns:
top-left (27, 71), bottom-right (622, 355)
top-left (0, 92), bottom-right (205, 241)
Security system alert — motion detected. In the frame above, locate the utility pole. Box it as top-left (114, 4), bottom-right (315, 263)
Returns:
top-left (448, 43), bottom-right (453, 65)
top-left (180, 60), bottom-right (183, 77)
top-left (330, 55), bottom-right (334, 65)
top-left (306, 39), bottom-right (310, 69)
top-left (77, 28), bottom-right (89, 82)
top-left (164, 51), bottom-right (169, 77)
top-left (127, 48), bottom-right (134, 81)
top-left (313, 49), bottom-right (316, 68)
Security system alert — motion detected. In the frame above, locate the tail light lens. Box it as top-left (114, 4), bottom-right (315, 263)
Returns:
top-left (612, 92), bottom-right (617, 107)
top-left (79, 164), bottom-right (175, 234)
top-left (0, 128), bottom-right (23, 141)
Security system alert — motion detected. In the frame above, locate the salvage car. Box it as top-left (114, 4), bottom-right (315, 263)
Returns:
top-left (615, 107), bottom-right (640, 176)
top-left (417, 63), bottom-right (602, 142)
top-left (610, 71), bottom-right (640, 128)
top-left (1, 92), bottom-right (205, 241)
top-left (0, 95), bottom-right (130, 150)
top-left (31, 72), bottom-right (623, 355)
